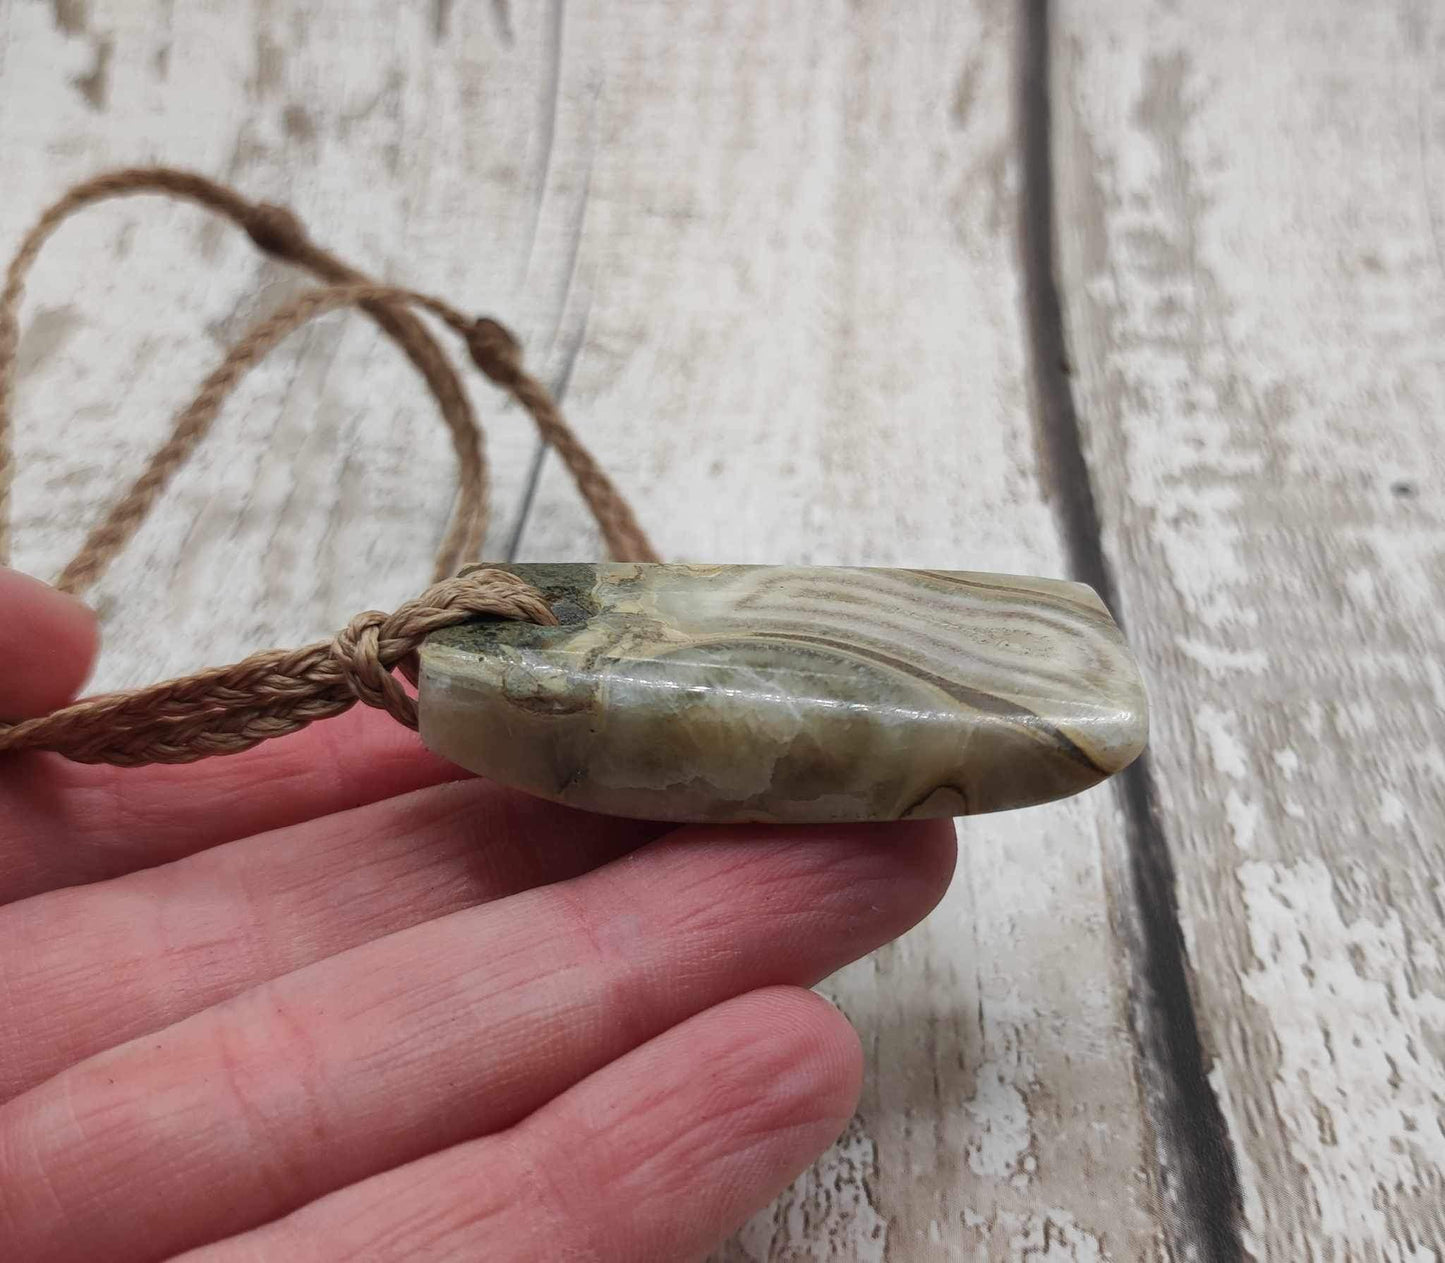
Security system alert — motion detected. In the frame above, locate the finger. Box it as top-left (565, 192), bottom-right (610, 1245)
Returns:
top-left (0, 819), bottom-right (956, 1263)
top-left (182, 988), bottom-right (861, 1263)
top-left (0, 779), bottom-right (667, 1100)
top-left (0, 702), bottom-right (467, 902)
top-left (0, 568), bottom-right (98, 718)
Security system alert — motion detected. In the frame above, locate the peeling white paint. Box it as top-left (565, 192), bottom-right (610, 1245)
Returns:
top-left (967, 1069), bottom-right (1035, 1181)
top-left (732, 1116), bottom-right (888, 1263)
top-left (1195, 704), bottom-right (1249, 780)
top-left (1223, 788), bottom-right (1260, 852)
top-left (960, 1208), bottom-right (1111, 1262)
top-left (1175, 637), bottom-right (1269, 677)
top-left (1239, 859), bottom-right (1445, 1255)
top-left (1379, 792), bottom-right (1407, 828)
top-left (963, 987), bottom-right (1040, 1184)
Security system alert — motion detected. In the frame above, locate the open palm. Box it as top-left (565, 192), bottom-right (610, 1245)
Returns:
top-left (0, 567), bottom-right (956, 1262)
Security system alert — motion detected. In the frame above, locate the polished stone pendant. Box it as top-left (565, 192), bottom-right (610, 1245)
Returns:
top-left (417, 563), bottom-right (1148, 824)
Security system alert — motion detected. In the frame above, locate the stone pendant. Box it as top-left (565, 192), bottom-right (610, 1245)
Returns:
top-left (417, 563), bottom-right (1148, 824)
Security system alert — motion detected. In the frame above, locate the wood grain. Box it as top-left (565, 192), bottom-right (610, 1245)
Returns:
top-left (1054, 1), bottom-right (1445, 1258)
top-left (1, 1), bottom-right (1165, 1257)
top-left (0, 0), bottom-right (585, 689)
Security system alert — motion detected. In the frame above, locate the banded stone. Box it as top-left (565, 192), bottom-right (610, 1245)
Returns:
top-left (417, 563), bottom-right (1148, 824)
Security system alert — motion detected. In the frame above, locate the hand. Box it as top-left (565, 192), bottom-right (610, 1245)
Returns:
top-left (0, 566), bottom-right (955, 1262)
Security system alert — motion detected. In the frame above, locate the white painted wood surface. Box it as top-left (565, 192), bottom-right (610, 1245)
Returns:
top-left (1055, 1), bottom-right (1445, 1258)
top-left (0, 2), bottom-right (1164, 1259)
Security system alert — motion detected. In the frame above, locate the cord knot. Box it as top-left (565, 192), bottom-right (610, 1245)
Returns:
top-left (244, 202), bottom-right (308, 258)
top-left (329, 569), bottom-right (559, 730)
top-left (465, 317), bottom-right (524, 387)
top-left (0, 166), bottom-right (658, 766)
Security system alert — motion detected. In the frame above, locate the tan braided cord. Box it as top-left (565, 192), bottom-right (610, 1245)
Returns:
top-left (0, 168), bottom-right (658, 765)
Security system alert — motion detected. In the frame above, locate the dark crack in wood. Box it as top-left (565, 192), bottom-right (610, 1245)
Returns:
top-left (1016, 3), bottom-right (1246, 1259)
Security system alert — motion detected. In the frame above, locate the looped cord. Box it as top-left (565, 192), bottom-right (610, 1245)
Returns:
top-left (0, 167), bottom-right (656, 765)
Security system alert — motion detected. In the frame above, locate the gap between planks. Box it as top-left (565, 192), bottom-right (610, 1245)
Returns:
top-left (1016, 2), bottom-right (1244, 1258)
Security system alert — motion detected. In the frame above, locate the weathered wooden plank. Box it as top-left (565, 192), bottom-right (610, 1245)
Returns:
top-left (2, 2), bottom-right (1166, 1257)
top-left (1053, 1), bottom-right (1445, 1257)
top-left (501, 4), bottom-right (1163, 1257)
top-left (0, 0), bottom-right (584, 689)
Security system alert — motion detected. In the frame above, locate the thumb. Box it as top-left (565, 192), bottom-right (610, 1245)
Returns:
top-left (0, 567), bottom-right (99, 720)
